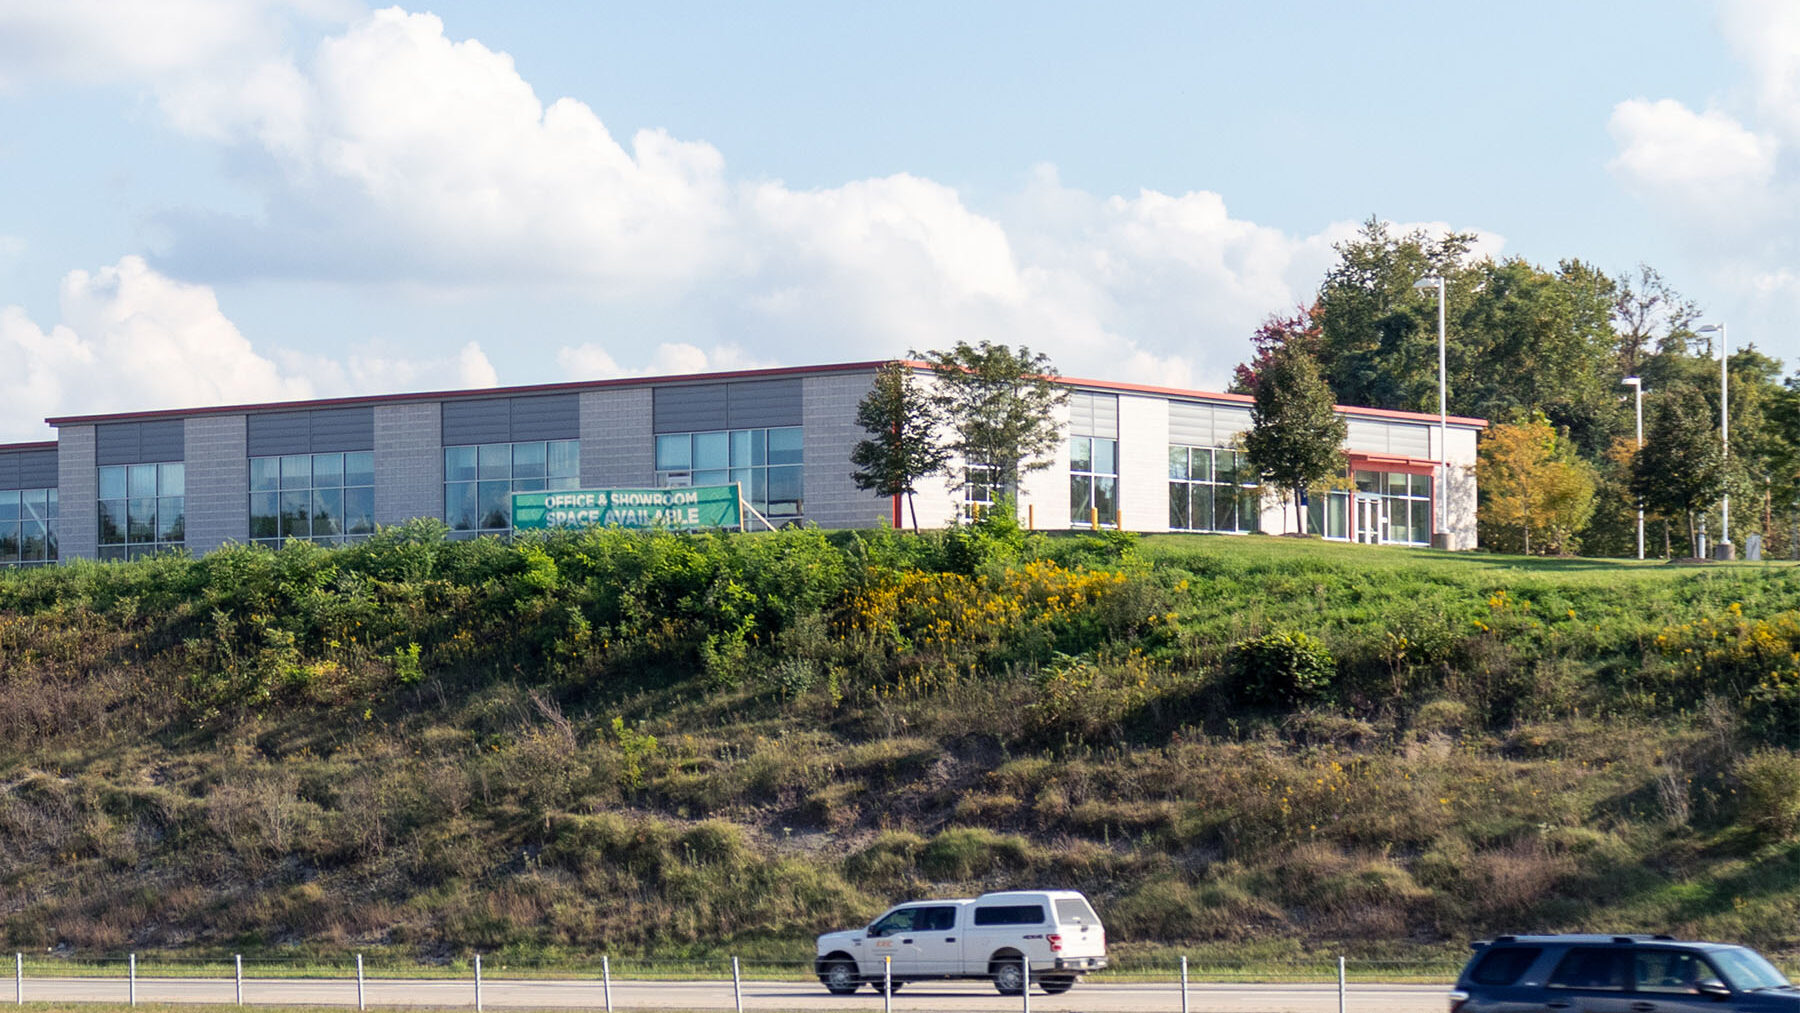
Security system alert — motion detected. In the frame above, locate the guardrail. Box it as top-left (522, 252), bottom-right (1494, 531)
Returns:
top-left (7, 952), bottom-right (1463, 1011)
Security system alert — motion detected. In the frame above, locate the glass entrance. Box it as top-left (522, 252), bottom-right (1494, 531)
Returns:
top-left (1355, 495), bottom-right (1386, 544)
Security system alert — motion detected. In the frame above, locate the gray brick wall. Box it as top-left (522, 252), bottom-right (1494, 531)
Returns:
top-left (184, 415), bottom-right (247, 554)
top-left (55, 425), bottom-right (97, 561)
top-left (374, 403), bottom-right (443, 526)
top-left (802, 371), bottom-right (889, 529)
top-left (580, 388), bottom-right (654, 488)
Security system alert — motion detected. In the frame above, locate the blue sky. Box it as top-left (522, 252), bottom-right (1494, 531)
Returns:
top-left (0, 1), bottom-right (1790, 440)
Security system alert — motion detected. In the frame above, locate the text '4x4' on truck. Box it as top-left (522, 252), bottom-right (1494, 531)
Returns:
top-left (814, 890), bottom-right (1108, 995)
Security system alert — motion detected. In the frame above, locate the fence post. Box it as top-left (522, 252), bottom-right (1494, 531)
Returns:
top-left (883, 956), bottom-right (891, 1013)
top-left (603, 955), bottom-right (612, 1013)
top-left (235, 954), bottom-right (243, 1006)
top-left (1021, 954), bottom-right (1030, 1013)
top-left (474, 953), bottom-right (483, 1013)
top-left (14, 953), bottom-right (20, 1006)
top-left (1180, 956), bottom-right (1189, 1013)
top-left (1338, 955), bottom-right (1346, 1013)
top-left (732, 956), bottom-right (743, 1013)
top-left (129, 953), bottom-right (137, 1007)
top-left (357, 953), bottom-right (365, 1011)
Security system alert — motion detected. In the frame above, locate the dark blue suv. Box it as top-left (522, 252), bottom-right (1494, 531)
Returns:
top-left (1453, 935), bottom-right (1799, 1013)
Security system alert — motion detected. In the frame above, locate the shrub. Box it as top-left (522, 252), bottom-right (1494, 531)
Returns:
top-left (1228, 630), bottom-right (1336, 707)
top-left (1735, 749), bottom-right (1800, 840)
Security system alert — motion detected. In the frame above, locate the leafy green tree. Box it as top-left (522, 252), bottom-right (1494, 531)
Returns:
top-left (850, 362), bottom-right (949, 532)
top-left (1477, 414), bottom-right (1597, 555)
top-left (1633, 384), bottom-right (1725, 558)
top-left (917, 341), bottom-right (1069, 514)
top-left (1242, 346), bottom-right (1347, 534)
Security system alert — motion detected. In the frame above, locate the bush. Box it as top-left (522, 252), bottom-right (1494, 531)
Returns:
top-left (1735, 749), bottom-right (1800, 840)
top-left (1228, 630), bottom-right (1337, 707)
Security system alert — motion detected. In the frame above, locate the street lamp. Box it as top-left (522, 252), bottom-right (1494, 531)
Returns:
top-left (1413, 275), bottom-right (1448, 548)
top-left (1696, 322), bottom-right (1729, 557)
top-left (1621, 376), bottom-right (1643, 560)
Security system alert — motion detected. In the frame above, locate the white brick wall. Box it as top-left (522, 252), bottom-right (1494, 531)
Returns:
top-left (581, 388), bottom-right (654, 488)
top-left (1117, 394), bottom-right (1169, 533)
top-left (184, 415), bottom-right (247, 554)
top-left (374, 403), bottom-right (442, 525)
top-left (55, 425), bottom-right (96, 561)
top-left (802, 371), bottom-right (891, 529)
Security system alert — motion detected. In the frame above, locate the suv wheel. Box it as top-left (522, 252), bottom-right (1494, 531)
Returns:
top-left (820, 959), bottom-right (860, 995)
top-left (1041, 977), bottom-right (1076, 995)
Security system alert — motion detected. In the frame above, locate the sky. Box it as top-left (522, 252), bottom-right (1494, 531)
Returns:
top-left (0, 0), bottom-right (1793, 441)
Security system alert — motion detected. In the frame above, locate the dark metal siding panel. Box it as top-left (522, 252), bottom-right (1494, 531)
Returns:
top-left (246, 412), bottom-right (313, 457)
top-left (17, 450), bottom-right (58, 489)
top-left (0, 455), bottom-right (17, 490)
top-left (726, 379), bottom-right (803, 429)
top-left (95, 422), bottom-right (141, 465)
top-left (509, 394), bottom-right (579, 442)
top-left (441, 399), bottom-right (512, 446)
top-left (140, 420), bottom-right (185, 462)
top-left (308, 406), bottom-right (375, 452)
top-left (653, 384), bottom-right (729, 434)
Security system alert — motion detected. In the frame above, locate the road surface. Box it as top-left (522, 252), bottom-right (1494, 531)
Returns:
top-left (13, 975), bottom-right (1452, 1012)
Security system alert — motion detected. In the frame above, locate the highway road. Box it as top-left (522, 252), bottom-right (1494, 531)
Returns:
top-left (13, 975), bottom-right (1452, 1012)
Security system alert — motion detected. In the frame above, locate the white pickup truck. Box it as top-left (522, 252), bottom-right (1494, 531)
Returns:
top-left (814, 890), bottom-right (1108, 995)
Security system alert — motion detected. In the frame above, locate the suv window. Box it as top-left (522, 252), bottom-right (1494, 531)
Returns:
top-left (1549, 948), bottom-right (1630, 991)
top-left (1470, 947), bottom-right (1542, 986)
top-left (1635, 950), bottom-right (1717, 994)
top-left (974, 904), bottom-right (1046, 926)
top-left (1054, 898), bottom-right (1099, 925)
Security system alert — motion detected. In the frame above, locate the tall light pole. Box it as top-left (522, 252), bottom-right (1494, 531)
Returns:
top-left (1622, 376), bottom-right (1643, 560)
top-left (1413, 275), bottom-right (1448, 548)
top-left (1697, 322), bottom-right (1729, 556)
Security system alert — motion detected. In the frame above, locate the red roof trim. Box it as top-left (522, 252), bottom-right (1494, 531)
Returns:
top-left (42, 357), bottom-right (1488, 430)
top-left (1348, 452), bottom-right (1441, 476)
top-left (0, 441), bottom-right (57, 453)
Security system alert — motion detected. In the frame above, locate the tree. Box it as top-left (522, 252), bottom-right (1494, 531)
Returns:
top-left (1478, 414), bottom-right (1597, 555)
top-left (1242, 346), bottom-right (1347, 535)
top-left (849, 362), bottom-right (949, 531)
top-left (916, 341), bottom-right (1069, 515)
top-left (1612, 264), bottom-right (1699, 377)
top-left (1633, 384), bottom-right (1725, 558)
top-left (1230, 304), bottom-right (1321, 394)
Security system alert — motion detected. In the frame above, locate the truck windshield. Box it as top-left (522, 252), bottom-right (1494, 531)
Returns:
top-left (1711, 948), bottom-right (1791, 991)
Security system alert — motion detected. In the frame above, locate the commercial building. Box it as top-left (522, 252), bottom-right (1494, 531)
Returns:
top-left (0, 361), bottom-right (1485, 566)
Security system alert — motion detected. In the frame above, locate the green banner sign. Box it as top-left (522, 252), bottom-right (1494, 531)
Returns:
top-left (511, 484), bottom-right (743, 532)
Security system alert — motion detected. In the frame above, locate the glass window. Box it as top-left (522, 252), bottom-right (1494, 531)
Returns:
top-left (250, 451), bottom-right (376, 547)
top-left (97, 463), bottom-right (184, 560)
top-left (657, 428), bottom-right (803, 521)
top-left (250, 457), bottom-right (280, 492)
top-left (442, 440), bottom-right (583, 537)
top-left (1071, 437), bottom-right (1118, 527)
top-left (1168, 444), bottom-right (1258, 534)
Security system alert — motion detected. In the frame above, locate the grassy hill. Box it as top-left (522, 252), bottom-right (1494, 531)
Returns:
top-left (4, 521), bottom-right (1800, 971)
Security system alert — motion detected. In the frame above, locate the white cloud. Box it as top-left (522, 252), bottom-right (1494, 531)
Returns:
top-left (0, 257), bottom-right (495, 441)
top-left (1608, 99), bottom-right (1777, 209)
top-left (557, 341), bottom-right (772, 380)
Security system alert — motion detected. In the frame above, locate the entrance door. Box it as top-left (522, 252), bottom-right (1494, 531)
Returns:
top-left (1355, 496), bottom-right (1386, 544)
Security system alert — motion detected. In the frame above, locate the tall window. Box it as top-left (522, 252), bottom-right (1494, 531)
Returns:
top-left (963, 463), bottom-right (999, 517)
top-left (1070, 436), bottom-right (1119, 527)
top-left (655, 427), bottom-right (802, 519)
top-left (1354, 470), bottom-right (1431, 545)
top-left (0, 488), bottom-right (57, 566)
top-left (250, 452), bottom-right (376, 546)
top-left (98, 463), bottom-right (184, 560)
top-left (1168, 446), bottom-right (1260, 533)
top-left (446, 440), bottom-right (579, 536)
top-left (1306, 490), bottom-right (1352, 540)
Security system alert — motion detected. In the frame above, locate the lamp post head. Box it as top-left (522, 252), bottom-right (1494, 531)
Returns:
top-left (1621, 376), bottom-right (1641, 388)
top-left (1413, 276), bottom-right (1443, 292)
top-left (1696, 324), bottom-right (1722, 334)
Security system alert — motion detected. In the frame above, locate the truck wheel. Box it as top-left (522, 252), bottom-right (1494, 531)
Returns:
top-left (820, 959), bottom-right (861, 995)
top-left (873, 979), bottom-right (903, 994)
top-left (991, 954), bottom-right (1026, 995)
top-left (1041, 977), bottom-right (1076, 995)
